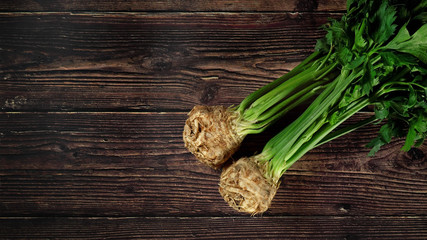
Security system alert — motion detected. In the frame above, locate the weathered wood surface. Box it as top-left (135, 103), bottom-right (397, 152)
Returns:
top-left (1, 0), bottom-right (427, 238)
top-left (1, 112), bottom-right (426, 217)
top-left (1, 216), bottom-right (426, 239)
top-left (0, 0), bottom-right (347, 12)
top-left (0, 12), bottom-right (338, 111)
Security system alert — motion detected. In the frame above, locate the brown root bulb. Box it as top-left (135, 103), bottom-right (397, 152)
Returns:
top-left (219, 156), bottom-right (279, 214)
top-left (183, 105), bottom-right (243, 169)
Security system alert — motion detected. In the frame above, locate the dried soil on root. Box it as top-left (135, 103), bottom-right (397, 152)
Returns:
top-left (183, 105), bottom-right (243, 169)
top-left (219, 156), bottom-right (279, 214)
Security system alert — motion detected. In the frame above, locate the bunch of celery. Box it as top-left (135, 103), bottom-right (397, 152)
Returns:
top-left (219, 0), bottom-right (427, 214)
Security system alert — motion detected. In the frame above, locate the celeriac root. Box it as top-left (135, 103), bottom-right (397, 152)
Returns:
top-left (219, 156), bottom-right (279, 214)
top-left (183, 105), bottom-right (244, 169)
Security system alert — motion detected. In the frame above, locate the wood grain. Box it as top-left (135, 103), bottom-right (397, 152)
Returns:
top-left (1, 1), bottom-right (426, 238)
top-left (1, 112), bottom-right (426, 217)
top-left (0, 0), bottom-right (346, 12)
top-left (1, 216), bottom-right (426, 239)
top-left (0, 12), bottom-right (340, 111)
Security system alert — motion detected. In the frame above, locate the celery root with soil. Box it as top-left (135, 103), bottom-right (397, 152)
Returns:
top-left (219, 0), bottom-right (427, 214)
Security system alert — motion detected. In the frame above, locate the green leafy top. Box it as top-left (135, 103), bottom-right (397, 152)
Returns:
top-left (264, 0), bottom-right (427, 181)
top-left (317, 0), bottom-right (427, 156)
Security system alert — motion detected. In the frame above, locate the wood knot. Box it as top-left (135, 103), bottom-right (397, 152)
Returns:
top-left (408, 148), bottom-right (425, 161)
top-left (133, 48), bottom-right (175, 73)
top-left (152, 58), bottom-right (172, 72)
top-left (199, 82), bottom-right (219, 104)
top-left (396, 147), bottom-right (426, 170)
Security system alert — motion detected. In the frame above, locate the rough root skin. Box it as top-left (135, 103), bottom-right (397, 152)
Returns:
top-left (183, 105), bottom-right (243, 169)
top-left (219, 156), bottom-right (279, 215)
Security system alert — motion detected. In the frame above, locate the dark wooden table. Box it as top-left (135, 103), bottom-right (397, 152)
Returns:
top-left (1, 0), bottom-right (426, 239)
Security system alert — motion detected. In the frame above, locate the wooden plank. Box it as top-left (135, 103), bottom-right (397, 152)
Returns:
top-left (0, 12), bottom-right (340, 111)
top-left (0, 0), bottom-right (346, 12)
top-left (1, 112), bottom-right (426, 216)
top-left (1, 216), bottom-right (426, 239)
